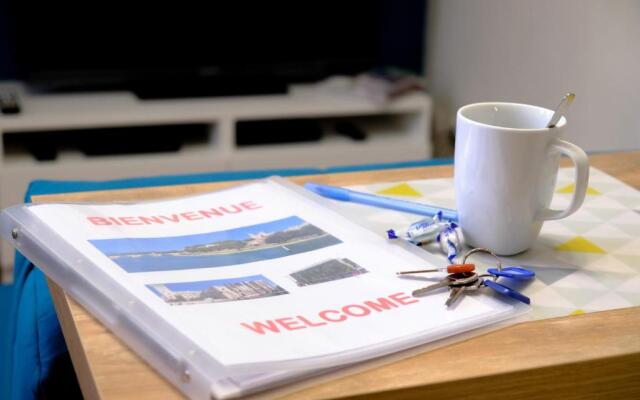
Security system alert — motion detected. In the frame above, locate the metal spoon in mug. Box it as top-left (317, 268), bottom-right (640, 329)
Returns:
top-left (547, 92), bottom-right (575, 128)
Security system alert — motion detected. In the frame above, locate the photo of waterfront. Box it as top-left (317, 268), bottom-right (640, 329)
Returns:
top-left (148, 274), bottom-right (288, 305)
top-left (90, 216), bottom-right (342, 273)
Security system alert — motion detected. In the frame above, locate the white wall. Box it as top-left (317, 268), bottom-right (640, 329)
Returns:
top-left (426, 0), bottom-right (640, 152)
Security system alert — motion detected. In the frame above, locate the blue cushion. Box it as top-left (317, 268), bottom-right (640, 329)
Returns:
top-left (1, 158), bottom-right (453, 399)
top-left (0, 284), bottom-right (13, 398)
top-left (24, 158), bottom-right (452, 197)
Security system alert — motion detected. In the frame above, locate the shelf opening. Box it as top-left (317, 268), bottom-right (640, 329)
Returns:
top-left (235, 113), bottom-right (420, 147)
top-left (3, 124), bottom-right (213, 162)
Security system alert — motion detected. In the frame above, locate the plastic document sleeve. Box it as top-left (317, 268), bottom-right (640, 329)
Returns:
top-left (0, 177), bottom-right (528, 399)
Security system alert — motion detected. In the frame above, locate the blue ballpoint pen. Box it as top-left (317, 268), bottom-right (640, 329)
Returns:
top-left (304, 182), bottom-right (459, 222)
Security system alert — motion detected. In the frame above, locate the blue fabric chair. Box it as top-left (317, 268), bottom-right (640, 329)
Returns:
top-left (0, 158), bottom-right (452, 399)
top-left (0, 284), bottom-right (13, 391)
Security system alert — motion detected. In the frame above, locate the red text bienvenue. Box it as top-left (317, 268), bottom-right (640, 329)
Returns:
top-left (240, 292), bottom-right (419, 335)
top-left (87, 201), bottom-right (262, 226)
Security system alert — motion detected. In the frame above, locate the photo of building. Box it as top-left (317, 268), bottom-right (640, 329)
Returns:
top-left (148, 274), bottom-right (288, 306)
top-left (290, 258), bottom-right (368, 287)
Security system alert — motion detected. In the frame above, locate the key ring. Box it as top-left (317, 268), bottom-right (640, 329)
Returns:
top-left (448, 272), bottom-right (479, 287)
top-left (462, 248), bottom-right (502, 281)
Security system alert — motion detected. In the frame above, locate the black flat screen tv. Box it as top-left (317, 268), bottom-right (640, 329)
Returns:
top-left (2, 0), bottom-right (426, 98)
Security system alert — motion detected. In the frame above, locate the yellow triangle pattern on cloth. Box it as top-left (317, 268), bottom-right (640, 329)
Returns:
top-left (377, 183), bottom-right (422, 197)
top-left (556, 183), bottom-right (601, 195)
top-left (554, 236), bottom-right (606, 253)
top-left (569, 309), bottom-right (585, 316)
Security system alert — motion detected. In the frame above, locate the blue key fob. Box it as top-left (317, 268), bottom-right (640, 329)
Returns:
top-left (484, 280), bottom-right (531, 304)
top-left (487, 266), bottom-right (535, 280)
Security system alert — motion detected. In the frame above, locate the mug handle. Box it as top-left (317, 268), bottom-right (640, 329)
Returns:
top-left (537, 138), bottom-right (590, 221)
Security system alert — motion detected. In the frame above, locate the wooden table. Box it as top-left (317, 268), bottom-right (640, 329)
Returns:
top-left (42, 151), bottom-right (640, 400)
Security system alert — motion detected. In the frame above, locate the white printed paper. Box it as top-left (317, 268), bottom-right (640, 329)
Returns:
top-left (24, 179), bottom-right (521, 395)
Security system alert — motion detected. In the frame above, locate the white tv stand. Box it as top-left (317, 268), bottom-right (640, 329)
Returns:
top-left (0, 82), bottom-right (432, 279)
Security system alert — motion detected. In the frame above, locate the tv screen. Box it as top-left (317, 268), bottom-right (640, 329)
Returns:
top-left (6, 0), bottom-right (426, 97)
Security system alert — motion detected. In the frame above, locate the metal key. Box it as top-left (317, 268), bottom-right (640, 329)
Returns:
top-left (411, 276), bottom-right (455, 297)
top-left (411, 272), bottom-right (478, 298)
top-left (445, 275), bottom-right (482, 307)
top-left (445, 286), bottom-right (465, 307)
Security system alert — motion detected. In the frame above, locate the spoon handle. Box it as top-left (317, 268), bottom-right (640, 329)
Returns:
top-left (547, 92), bottom-right (575, 128)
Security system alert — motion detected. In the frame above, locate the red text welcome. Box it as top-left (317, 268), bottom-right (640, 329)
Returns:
top-left (240, 292), bottom-right (419, 335)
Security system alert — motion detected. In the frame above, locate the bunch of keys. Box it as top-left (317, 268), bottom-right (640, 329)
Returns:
top-left (397, 248), bottom-right (535, 308)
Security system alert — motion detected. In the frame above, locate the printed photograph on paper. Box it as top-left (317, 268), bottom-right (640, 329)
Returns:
top-left (90, 216), bottom-right (342, 273)
top-left (148, 274), bottom-right (288, 306)
top-left (290, 258), bottom-right (368, 287)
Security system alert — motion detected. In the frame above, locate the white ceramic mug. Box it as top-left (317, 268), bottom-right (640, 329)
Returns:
top-left (454, 102), bottom-right (589, 255)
